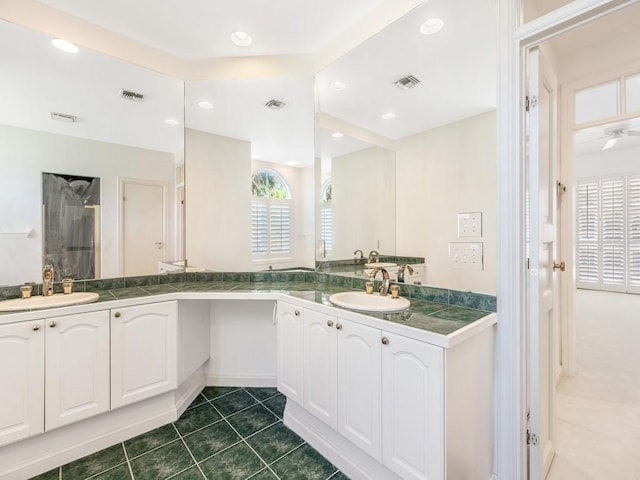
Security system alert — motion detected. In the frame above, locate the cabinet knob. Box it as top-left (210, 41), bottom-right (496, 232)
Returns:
top-left (49, 321), bottom-right (57, 328)
top-left (381, 337), bottom-right (389, 345)
top-left (294, 310), bottom-right (300, 316)
top-left (336, 323), bottom-right (342, 330)
top-left (32, 324), bottom-right (40, 331)
top-left (327, 320), bottom-right (334, 327)
top-left (114, 312), bottom-right (121, 318)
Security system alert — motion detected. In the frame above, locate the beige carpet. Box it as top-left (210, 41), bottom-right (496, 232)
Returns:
top-left (546, 289), bottom-right (640, 480)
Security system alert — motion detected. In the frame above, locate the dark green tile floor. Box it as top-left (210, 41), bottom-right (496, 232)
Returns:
top-left (30, 388), bottom-right (349, 480)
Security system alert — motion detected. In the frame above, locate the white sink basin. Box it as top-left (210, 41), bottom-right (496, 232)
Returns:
top-left (0, 292), bottom-right (100, 312)
top-left (364, 262), bottom-right (397, 269)
top-left (329, 291), bottom-right (410, 312)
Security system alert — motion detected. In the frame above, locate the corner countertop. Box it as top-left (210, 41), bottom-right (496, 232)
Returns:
top-left (0, 280), bottom-right (496, 348)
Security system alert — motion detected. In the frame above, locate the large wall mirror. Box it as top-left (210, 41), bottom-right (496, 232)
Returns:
top-left (0, 20), bottom-right (184, 286)
top-left (314, 0), bottom-right (498, 292)
top-left (183, 76), bottom-right (315, 272)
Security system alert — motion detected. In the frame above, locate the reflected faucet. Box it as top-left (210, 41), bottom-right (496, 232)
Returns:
top-left (367, 250), bottom-right (380, 263)
top-left (353, 249), bottom-right (364, 260)
top-left (397, 264), bottom-right (415, 283)
top-left (370, 267), bottom-right (390, 296)
top-left (43, 264), bottom-right (54, 296)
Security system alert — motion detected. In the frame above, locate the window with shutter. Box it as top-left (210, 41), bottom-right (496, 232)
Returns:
top-left (320, 181), bottom-right (332, 256)
top-left (251, 170), bottom-right (292, 260)
top-left (576, 175), bottom-right (640, 293)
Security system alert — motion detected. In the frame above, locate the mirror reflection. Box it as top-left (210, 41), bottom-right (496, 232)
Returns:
top-left (314, 0), bottom-right (497, 292)
top-left (0, 20), bottom-right (184, 286)
top-left (184, 77), bottom-right (315, 272)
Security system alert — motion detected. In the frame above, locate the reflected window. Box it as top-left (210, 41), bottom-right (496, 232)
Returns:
top-left (251, 170), bottom-right (292, 259)
top-left (320, 180), bottom-right (333, 256)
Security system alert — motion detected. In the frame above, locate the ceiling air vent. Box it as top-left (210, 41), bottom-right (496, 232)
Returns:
top-left (50, 112), bottom-right (76, 123)
top-left (394, 74), bottom-right (421, 90)
top-left (265, 99), bottom-right (286, 111)
top-left (120, 88), bottom-right (144, 102)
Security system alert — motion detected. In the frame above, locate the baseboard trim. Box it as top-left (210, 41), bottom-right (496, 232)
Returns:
top-left (205, 374), bottom-right (276, 388)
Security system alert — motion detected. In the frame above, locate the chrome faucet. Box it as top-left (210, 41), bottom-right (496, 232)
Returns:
top-left (370, 267), bottom-right (390, 296)
top-left (353, 249), bottom-right (364, 260)
top-left (42, 264), bottom-right (54, 296)
top-left (397, 264), bottom-right (415, 283)
top-left (367, 250), bottom-right (380, 263)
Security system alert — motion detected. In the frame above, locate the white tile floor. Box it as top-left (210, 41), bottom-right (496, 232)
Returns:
top-left (546, 289), bottom-right (640, 480)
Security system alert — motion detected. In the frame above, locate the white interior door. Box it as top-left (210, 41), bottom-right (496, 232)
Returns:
top-left (122, 180), bottom-right (167, 276)
top-left (527, 46), bottom-right (559, 480)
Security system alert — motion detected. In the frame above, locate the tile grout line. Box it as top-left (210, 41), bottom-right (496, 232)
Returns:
top-left (121, 441), bottom-right (136, 480)
top-left (171, 422), bottom-right (208, 480)
top-left (206, 399), bottom-right (283, 480)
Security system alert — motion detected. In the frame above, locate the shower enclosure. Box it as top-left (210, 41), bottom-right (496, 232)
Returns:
top-left (42, 172), bottom-right (101, 281)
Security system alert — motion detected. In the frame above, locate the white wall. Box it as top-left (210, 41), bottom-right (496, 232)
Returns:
top-left (0, 124), bottom-right (175, 286)
top-left (395, 111), bottom-right (497, 295)
top-left (575, 145), bottom-right (640, 179)
top-left (331, 146), bottom-right (396, 260)
top-left (185, 129), bottom-right (252, 271)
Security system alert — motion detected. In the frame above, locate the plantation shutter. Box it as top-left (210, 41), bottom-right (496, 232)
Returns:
top-left (321, 205), bottom-right (333, 255)
top-left (600, 178), bottom-right (625, 290)
top-left (628, 175), bottom-right (640, 293)
top-left (269, 199), bottom-right (291, 255)
top-left (576, 181), bottom-right (599, 287)
top-left (251, 199), bottom-right (268, 254)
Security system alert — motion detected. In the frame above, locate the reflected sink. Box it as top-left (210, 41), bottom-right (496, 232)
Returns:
top-left (329, 291), bottom-right (410, 312)
top-left (0, 292), bottom-right (99, 312)
top-left (364, 262), bottom-right (397, 269)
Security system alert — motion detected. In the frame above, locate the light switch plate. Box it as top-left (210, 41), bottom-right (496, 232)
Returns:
top-left (457, 212), bottom-right (482, 237)
top-left (448, 242), bottom-right (484, 270)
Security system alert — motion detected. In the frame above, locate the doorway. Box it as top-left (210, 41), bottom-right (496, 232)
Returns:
top-left (120, 178), bottom-right (168, 277)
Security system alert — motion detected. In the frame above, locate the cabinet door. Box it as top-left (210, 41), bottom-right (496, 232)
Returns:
top-left (0, 320), bottom-right (44, 447)
top-left (303, 309), bottom-right (337, 429)
top-left (45, 310), bottom-right (110, 430)
top-left (382, 332), bottom-right (444, 480)
top-left (276, 301), bottom-right (304, 405)
top-left (337, 319), bottom-right (382, 460)
top-left (111, 301), bottom-right (178, 409)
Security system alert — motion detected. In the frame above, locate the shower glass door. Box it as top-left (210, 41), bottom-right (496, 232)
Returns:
top-left (42, 172), bottom-right (101, 281)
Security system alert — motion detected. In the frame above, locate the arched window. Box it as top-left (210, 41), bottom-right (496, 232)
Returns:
top-left (251, 169), bottom-right (292, 258)
top-left (320, 180), bottom-right (333, 256)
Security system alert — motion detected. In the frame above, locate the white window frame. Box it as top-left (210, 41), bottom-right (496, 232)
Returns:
top-left (251, 169), bottom-right (293, 263)
top-left (320, 180), bottom-right (333, 257)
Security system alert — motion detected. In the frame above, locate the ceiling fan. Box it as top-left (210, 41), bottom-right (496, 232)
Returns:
top-left (601, 124), bottom-right (640, 150)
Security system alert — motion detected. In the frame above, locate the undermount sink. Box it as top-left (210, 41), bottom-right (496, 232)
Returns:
top-left (329, 291), bottom-right (410, 312)
top-left (364, 262), bottom-right (397, 269)
top-left (0, 292), bottom-right (99, 312)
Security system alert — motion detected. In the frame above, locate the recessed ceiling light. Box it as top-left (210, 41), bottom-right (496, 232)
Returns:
top-left (198, 100), bottom-right (214, 110)
top-left (50, 112), bottom-right (76, 123)
top-left (165, 118), bottom-right (179, 125)
top-left (230, 31), bottom-right (252, 47)
top-left (381, 112), bottom-right (396, 120)
top-left (420, 18), bottom-right (444, 35)
top-left (252, 154), bottom-right (262, 160)
top-left (332, 132), bottom-right (344, 138)
top-left (329, 81), bottom-right (346, 91)
top-left (51, 38), bottom-right (79, 53)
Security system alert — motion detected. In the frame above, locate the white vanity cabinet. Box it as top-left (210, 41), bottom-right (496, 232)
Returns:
top-left (110, 301), bottom-right (178, 409)
top-left (381, 331), bottom-right (444, 480)
top-left (0, 320), bottom-right (45, 447)
top-left (44, 310), bottom-right (110, 430)
top-left (302, 309), bottom-right (382, 459)
top-left (276, 301), bottom-right (304, 405)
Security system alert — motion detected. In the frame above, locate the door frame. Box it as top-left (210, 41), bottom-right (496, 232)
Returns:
top-left (495, 0), bottom-right (639, 478)
top-left (118, 177), bottom-right (169, 276)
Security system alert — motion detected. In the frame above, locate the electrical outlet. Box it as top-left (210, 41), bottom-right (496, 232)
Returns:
top-left (458, 212), bottom-right (482, 237)
top-left (448, 242), bottom-right (484, 270)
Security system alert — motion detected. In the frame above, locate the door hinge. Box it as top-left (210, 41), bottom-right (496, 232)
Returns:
top-left (527, 430), bottom-right (539, 446)
top-left (526, 257), bottom-right (530, 269)
top-left (525, 95), bottom-right (538, 112)
top-left (556, 180), bottom-right (567, 196)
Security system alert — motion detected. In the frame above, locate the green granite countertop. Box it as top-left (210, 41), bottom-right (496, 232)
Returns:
top-left (84, 280), bottom-right (493, 337)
